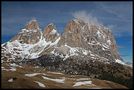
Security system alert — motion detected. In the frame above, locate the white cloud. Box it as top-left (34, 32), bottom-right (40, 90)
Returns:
top-left (72, 11), bottom-right (101, 26)
top-left (72, 11), bottom-right (124, 37)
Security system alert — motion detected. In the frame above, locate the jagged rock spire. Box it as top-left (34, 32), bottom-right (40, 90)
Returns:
top-left (43, 23), bottom-right (56, 36)
top-left (25, 18), bottom-right (40, 30)
top-left (11, 19), bottom-right (41, 44)
top-left (43, 23), bottom-right (60, 42)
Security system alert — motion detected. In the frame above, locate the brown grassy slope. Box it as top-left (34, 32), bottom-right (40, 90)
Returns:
top-left (1, 63), bottom-right (128, 89)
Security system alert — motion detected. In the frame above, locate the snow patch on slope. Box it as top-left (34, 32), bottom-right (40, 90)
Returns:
top-left (25, 73), bottom-right (41, 77)
top-left (8, 78), bottom-right (14, 82)
top-left (115, 59), bottom-right (127, 66)
top-left (10, 63), bottom-right (22, 68)
top-left (49, 29), bottom-right (57, 35)
top-left (107, 40), bottom-right (111, 45)
top-left (47, 71), bottom-right (64, 75)
top-left (76, 78), bottom-right (91, 81)
top-left (51, 44), bottom-right (91, 61)
top-left (34, 81), bottom-right (46, 87)
top-left (42, 76), bottom-right (65, 83)
top-left (50, 37), bottom-right (60, 46)
top-left (73, 81), bottom-right (92, 87)
top-left (96, 31), bottom-right (101, 38)
top-left (2, 67), bottom-right (16, 72)
top-left (82, 50), bottom-right (88, 55)
top-left (20, 29), bottom-right (37, 34)
top-left (65, 44), bottom-right (79, 56)
top-left (115, 59), bottom-right (132, 67)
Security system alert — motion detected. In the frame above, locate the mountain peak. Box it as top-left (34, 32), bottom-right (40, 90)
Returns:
top-left (25, 19), bottom-right (40, 30)
top-left (48, 23), bottom-right (55, 26)
top-left (43, 23), bottom-right (57, 36)
top-left (43, 23), bottom-right (59, 42)
top-left (11, 18), bottom-right (41, 44)
top-left (73, 18), bottom-right (85, 23)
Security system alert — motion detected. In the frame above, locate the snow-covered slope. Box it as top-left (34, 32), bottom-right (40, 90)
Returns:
top-left (1, 33), bottom-right (60, 62)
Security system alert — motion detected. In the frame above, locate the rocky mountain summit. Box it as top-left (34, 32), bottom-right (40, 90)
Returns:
top-left (11, 19), bottom-right (41, 44)
top-left (43, 23), bottom-right (60, 42)
top-left (57, 19), bottom-right (122, 63)
top-left (1, 18), bottom-right (133, 88)
top-left (1, 18), bottom-right (123, 63)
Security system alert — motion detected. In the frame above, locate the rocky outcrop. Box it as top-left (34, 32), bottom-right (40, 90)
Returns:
top-left (11, 19), bottom-right (41, 44)
top-left (56, 18), bottom-right (122, 62)
top-left (25, 19), bottom-right (40, 30)
top-left (43, 23), bottom-right (60, 42)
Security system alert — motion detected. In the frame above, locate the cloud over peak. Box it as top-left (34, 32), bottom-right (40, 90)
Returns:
top-left (72, 11), bottom-right (101, 26)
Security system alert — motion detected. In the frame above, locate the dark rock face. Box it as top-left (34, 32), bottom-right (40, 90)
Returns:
top-left (36, 54), bottom-right (63, 66)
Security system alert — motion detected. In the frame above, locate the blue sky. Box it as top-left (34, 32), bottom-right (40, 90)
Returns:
top-left (2, 1), bottom-right (132, 63)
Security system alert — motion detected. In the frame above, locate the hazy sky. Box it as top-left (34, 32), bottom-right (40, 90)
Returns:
top-left (2, 1), bottom-right (132, 63)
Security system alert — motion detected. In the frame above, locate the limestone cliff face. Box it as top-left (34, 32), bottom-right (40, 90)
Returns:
top-left (25, 19), bottom-right (40, 30)
top-left (43, 23), bottom-right (60, 42)
top-left (57, 18), bottom-right (122, 62)
top-left (59, 20), bottom-right (84, 47)
top-left (11, 19), bottom-right (41, 44)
